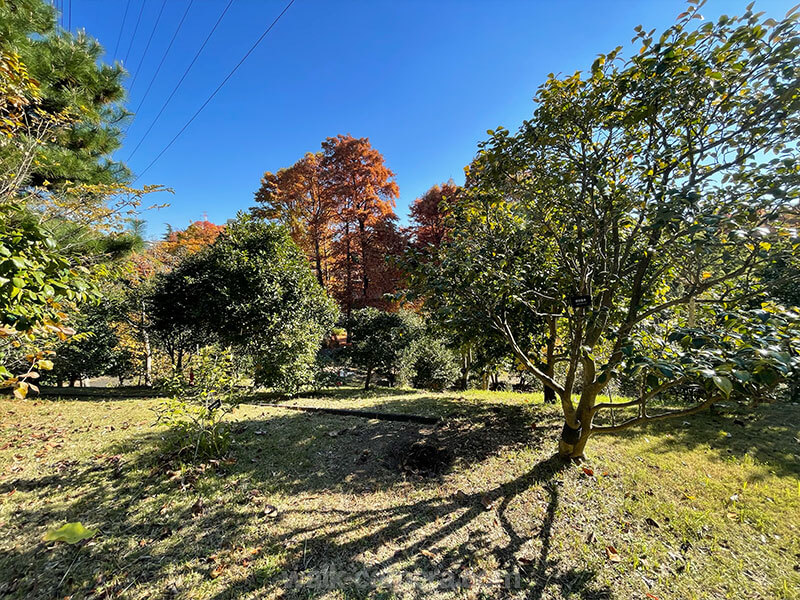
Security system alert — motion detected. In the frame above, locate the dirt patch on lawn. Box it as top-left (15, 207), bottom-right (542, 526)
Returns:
top-left (391, 438), bottom-right (454, 476)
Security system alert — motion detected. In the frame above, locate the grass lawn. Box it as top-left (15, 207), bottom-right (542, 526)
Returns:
top-left (1, 387), bottom-right (798, 599)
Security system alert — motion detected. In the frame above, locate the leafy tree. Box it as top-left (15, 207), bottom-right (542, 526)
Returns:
top-left (0, 3), bottom-right (165, 400)
top-left (349, 308), bottom-right (423, 389)
top-left (408, 187), bottom-right (557, 397)
top-left (148, 262), bottom-right (205, 372)
top-left (0, 48), bottom-right (155, 397)
top-left (254, 152), bottom-right (334, 287)
top-left (254, 136), bottom-right (406, 328)
top-left (150, 215), bottom-right (338, 393)
top-left (45, 300), bottom-right (132, 386)
top-left (0, 0), bottom-right (129, 190)
top-left (436, 3), bottom-right (800, 457)
top-left (161, 220), bottom-right (225, 265)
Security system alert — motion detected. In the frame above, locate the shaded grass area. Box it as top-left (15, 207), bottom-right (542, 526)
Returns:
top-left (0, 389), bottom-right (798, 599)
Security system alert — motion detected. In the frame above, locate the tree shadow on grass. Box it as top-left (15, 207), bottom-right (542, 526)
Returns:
top-left (249, 385), bottom-right (424, 405)
top-left (37, 385), bottom-right (166, 401)
top-left (605, 400), bottom-right (800, 479)
top-left (0, 397), bottom-right (609, 599)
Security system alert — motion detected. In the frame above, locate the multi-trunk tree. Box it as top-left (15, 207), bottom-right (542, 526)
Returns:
top-left (148, 214), bottom-right (338, 393)
top-left (253, 135), bottom-right (402, 328)
top-left (428, 2), bottom-right (800, 457)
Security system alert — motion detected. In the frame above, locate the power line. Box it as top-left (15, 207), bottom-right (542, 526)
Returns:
top-left (133, 0), bottom-right (296, 182)
top-left (123, 0), bottom-right (147, 65)
top-left (113, 0), bottom-right (132, 58)
top-left (128, 0), bottom-right (168, 94)
top-left (130, 0), bottom-right (194, 119)
top-left (68, 0), bottom-right (71, 30)
top-left (126, 0), bottom-right (235, 162)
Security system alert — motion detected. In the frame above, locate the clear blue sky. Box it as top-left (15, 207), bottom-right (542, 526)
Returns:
top-left (64, 0), bottom-right (797, 239)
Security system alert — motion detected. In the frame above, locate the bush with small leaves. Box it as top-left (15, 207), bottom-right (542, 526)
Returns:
top-left (399, 337), bottom-right (460, 392)
top-left (153, 346), bottom-right (240, 461)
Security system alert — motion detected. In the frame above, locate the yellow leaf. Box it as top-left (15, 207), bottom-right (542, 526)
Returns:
top-left (43, 522), bottom-right (97, 543)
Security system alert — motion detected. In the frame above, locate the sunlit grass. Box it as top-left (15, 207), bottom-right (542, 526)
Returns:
top-left (1, 389), bottom-right (798, 599)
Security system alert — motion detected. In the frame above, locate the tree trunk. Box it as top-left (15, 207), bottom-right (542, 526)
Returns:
top-left (139, 298), bottom-right (153, 387)
top-left (459, 346), bottom-right (470, 390)
top-left (558, 389), bottom-right (597, 459)
top-left (544, 386), bottom-right (557, 404)
top-left (364, 365), bottom-right (372, 390)
top-left (143, 329), bottom-right (153, 387)
top-left (358, 218), bottom-right (369, 300)
top-left (543, 316), bottom-right (557, 403)
top-left (314, 238), bottom-right (324, 287)
top-left (345, 221), bottom-right (352, 344)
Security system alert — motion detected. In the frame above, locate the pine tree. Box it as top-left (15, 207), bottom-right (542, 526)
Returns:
top-left (0, 0), bottom-right (129, 190)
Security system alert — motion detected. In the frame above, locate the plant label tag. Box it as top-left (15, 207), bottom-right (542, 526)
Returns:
top-left (571, 295), bottom-right (591, 308)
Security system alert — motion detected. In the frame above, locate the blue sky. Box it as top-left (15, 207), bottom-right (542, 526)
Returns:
top-left (64, 0), bottom-right (798, 239)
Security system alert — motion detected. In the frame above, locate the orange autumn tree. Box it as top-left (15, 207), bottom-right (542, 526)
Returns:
top-left (253, 153), bottom-right (333, 286)
top-left (161, 219), bottom-right (225, 266)
top-left (321, 135), bottom-right (399, 322)
top-left (409, 181), bottom-right (461, 249)
top-left (254, 135), bottom-right (403, 326)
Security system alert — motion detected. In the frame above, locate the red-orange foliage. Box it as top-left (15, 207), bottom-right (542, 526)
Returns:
top-left (162, 220), bottom-right (225, 261)
top-left (321, 134), bottom-right (399, 317)
top-left (253, 153), bottom-right (334, 286)
top-left (254, 135), bottom-right (404, 320)
top-left (409, 181), bottom-right (461, 248)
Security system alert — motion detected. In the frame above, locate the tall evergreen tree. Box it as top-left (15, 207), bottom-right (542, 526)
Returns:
top-left (0, 0), bottom-right (130, 190)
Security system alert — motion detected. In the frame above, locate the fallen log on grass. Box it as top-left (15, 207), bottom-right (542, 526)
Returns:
top-left (267, 403), bottom-right (441, 425)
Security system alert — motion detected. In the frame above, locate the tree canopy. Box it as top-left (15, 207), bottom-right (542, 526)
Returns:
top-left (422, 3), bottom-right (800, 456)
top-left (150, 215), bottom-right (338, 393)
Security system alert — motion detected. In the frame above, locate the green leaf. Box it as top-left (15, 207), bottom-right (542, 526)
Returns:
top-left (733, 370), bottom-right (751, 382)
top-left (43, 522), bottom-right (97, 544)
top-left (712, 375), bottom-right (733, 398)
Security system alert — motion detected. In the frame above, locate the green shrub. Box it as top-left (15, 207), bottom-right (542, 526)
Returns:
top-left (400, 337), bottom-right (460, 391)
top-left (349, 308), bottom-right (423, 389)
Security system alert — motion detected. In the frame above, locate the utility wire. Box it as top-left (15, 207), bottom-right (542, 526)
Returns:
top-left (68, 0), bottom-right (71, 30)
top-left (132, 0), bottom-right (296, 182)
top-left (126, 0), bottom-right (235, 162)
top-left (113, 0), bottom-right (132, 58)
top-left (123, 0), bottom-right (147, 65)
top-left (130, 0), bottom-right (194, 120)
top-left (128, 0), bottom-right (168, 93)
